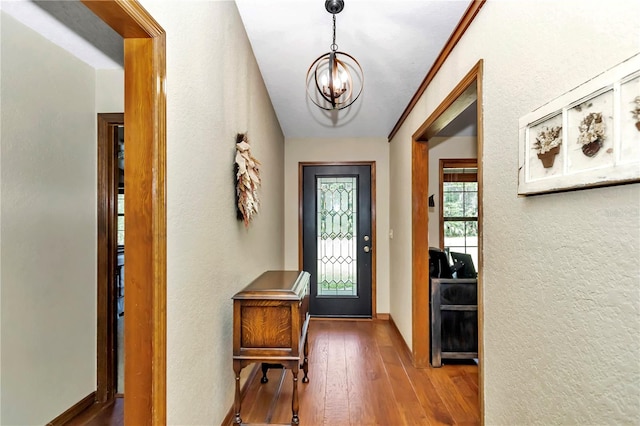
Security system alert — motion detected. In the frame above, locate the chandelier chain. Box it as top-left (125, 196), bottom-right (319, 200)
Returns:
top-left (331, 14), bottom-right (338, 51)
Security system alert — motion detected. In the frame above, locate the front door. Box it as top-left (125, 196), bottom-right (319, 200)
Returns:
top-left (302, 164), bottom-right (373, 318)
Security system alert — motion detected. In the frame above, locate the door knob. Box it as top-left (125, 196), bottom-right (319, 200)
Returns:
top-left (364, 235), bottom-right (370, 242)
top-left (364, 246), bottom-right (370, 253)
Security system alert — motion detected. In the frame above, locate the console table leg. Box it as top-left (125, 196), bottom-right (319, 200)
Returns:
top-left (261, 362), bottom-right (269, 383)
top-left (233, 362), bottom-right (243, 425)
top-left (301, 336), bottom-right (309, 383)
top-left (291, 368), bottom-right (299, 425)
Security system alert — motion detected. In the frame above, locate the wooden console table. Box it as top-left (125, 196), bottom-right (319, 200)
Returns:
top-left (232, 270), bottom-right (311, 425)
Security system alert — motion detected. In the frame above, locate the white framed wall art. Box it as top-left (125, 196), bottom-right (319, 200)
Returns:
top-left (518, 53), bottom-right (640, 195)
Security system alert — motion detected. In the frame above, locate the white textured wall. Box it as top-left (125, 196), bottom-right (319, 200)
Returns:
top-left (389, 0), bottom-right (640, 423)
top-left (137, 1), bottom-right (285, 423)
top-left (427, 136), bottom-right (477, 247)
top-left (0, 13), bottom-right (97, 424)
top-left (96, 69), bottom-right (124, 112)
top-left (284, 137), bottom-right (390, 314)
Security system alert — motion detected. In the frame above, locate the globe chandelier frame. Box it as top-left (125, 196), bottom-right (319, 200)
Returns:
top-left (306, 0), bottom-right (364, 111)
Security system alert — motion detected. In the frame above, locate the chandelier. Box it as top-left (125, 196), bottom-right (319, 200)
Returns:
top-left (306, 0), bottom-right (363, 111)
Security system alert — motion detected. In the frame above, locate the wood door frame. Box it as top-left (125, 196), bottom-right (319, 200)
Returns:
top-left (298, 161), bottom-right (377, 318)
top-left (82, 1), bottom-right (166, 423)
top-left (97, 113), bottom-right (123, 403)
top-left (411, 60), bottom-right (484, 416)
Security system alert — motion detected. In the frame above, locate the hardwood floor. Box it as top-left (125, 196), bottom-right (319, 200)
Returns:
top-left (66, 319), bottom-right (478, 425)
top-left (65, 398), bottom-right (123, 426)
top-left (231, 319), bottom-right (479, 425)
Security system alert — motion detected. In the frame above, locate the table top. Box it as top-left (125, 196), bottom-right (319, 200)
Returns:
top-left (232, 270), bottom-right (310, 301)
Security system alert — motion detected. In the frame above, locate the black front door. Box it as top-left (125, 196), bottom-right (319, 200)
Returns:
top-left (302, 164), bottom-right (372, 318)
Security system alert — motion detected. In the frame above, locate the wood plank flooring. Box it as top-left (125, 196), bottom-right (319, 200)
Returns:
top-left (67, 319), bottom-right (478, 425)
top-left (65, 397), bottom-right (123, 426)
top-left (232, 319), bottom-right (479, 426)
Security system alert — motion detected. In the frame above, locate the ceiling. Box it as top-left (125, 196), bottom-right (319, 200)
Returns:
top-left (1, 0), bottom-right (474, 139)
top-left (1, 0), bottom-right (123, 69)
top-left (235, 0), bottom-right (472, 139)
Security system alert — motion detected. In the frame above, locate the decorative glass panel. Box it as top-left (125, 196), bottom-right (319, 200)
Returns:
top-left (317, 177), bottom-right (357, 296)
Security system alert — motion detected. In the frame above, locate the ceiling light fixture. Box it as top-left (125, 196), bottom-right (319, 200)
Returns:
top-left (306, 0), bottom-right (363, 111)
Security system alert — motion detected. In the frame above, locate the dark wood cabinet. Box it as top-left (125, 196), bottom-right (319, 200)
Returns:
top-left (232, 270), bottom-right (310, 425)
top-left (430, 277), bottom-right (478, 367)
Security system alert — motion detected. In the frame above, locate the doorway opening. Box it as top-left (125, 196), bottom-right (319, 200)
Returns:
top-left (411, 59), bottom-right (484, 413)
top-left (97, 112), bottom-right (124, 404)
top-left (115, 128), bottom-right (125, 394)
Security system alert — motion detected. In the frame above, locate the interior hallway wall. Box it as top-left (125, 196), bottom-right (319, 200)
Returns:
top-left (138, 1), bottom-right (285, 423)
top-left (96, 69), bottom-right (123, 112)
top-left (284, 137), bottom-right (391, 314)
top-left (0, 12), bottom-right (98, 424)
top-left (389, 0), bottom-right (640, 423)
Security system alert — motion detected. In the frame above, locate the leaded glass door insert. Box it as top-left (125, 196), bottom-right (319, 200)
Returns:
top-left (302, 164), bottom-right (372, 318)
top-left (317, 177), bottom-right (357, 296)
